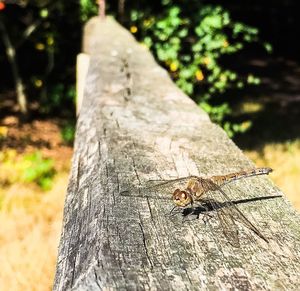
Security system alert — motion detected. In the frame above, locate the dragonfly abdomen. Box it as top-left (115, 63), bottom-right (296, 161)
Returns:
top-left (210, 167), bottom-right (273, 186)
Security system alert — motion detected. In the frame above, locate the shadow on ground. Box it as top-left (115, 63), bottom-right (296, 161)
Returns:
top-left (226, 56), bottom-right (300, 149)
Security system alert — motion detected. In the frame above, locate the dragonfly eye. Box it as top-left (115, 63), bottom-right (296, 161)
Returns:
top-left (173, 189), bottom-right (191, 207)
top-left (181, 192), bottom-right (187, 200)
top-left (173, 189), bottom-right (181, 200)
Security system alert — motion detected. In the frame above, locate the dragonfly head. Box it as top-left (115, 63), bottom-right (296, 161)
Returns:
top-left (172, 189), bottom-right (192, 207)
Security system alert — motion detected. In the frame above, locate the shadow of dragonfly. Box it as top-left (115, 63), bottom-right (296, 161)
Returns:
top-left (121, 167), bottom-right (282, 247)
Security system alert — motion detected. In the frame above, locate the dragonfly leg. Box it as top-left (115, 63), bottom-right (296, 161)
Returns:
top-left (166, 206), bottom-right (182, 217)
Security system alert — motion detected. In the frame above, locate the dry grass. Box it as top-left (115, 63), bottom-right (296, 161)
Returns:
top-left (244, 140), bottom-right (300, 210)
top-left (0, 173), bottom-right (68, 291)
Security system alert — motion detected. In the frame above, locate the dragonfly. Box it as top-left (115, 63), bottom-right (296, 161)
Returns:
top-left (121, 167), bottom-right (275, 247)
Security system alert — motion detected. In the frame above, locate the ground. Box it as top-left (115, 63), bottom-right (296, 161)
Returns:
top-left (0, 116), bottom-right (72, 291)
top-left (232, 56), bottom-right (300, 210)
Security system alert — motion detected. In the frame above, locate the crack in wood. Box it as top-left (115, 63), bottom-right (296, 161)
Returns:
top-left (138, 221), bottom-right (154, 270)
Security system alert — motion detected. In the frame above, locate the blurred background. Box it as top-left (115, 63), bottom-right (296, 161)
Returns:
top-left (0, 0), bottom-right (299, 290)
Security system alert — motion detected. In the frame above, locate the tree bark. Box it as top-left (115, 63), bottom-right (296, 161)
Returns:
top-left (0, 21), bottom-right (27, 115)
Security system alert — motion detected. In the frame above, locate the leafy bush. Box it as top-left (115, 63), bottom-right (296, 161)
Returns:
top-left (0, 1), bottom-right (271, 136)
top-left (80, 0), bottom-right (98, 22)
top-left (41, 84), bottom-right (76, 114)
top-left (0, 150), bottom-right (56, 190)
top-left (79, 1), bottom-right (271, 136)
top-left (128, 3), bottom-right (271, 136)
top-left (21, 152), bottom-right (55, 190)
top-left (60, 121), bottom-right (76, 145)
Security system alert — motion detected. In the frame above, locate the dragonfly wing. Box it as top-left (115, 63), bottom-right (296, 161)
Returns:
top-left (144, 176), bottom-right (195, 189)
top-left (204, 199), bottom-right (240, 247)
top-left (201, 179), bottom-right (268, 244)
top-left (120, 176), bottom-right (193, 200)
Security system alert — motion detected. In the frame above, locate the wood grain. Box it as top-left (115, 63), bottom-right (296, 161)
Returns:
top-left (54, 17), bottom-right (300, 290)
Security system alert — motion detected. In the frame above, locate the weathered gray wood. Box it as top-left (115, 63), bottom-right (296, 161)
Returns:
top-left (54, 17), bottom-right (300, 290)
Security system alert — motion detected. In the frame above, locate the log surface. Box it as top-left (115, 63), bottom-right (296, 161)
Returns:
top-left (54, 17), bottom-right (300, 290)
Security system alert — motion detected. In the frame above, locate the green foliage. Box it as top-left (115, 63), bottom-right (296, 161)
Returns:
top-left (0, 150), bottom-right (56, 191)
top-left (80, 0), bottom-right (98, 22)
top-left (60, 121), bottom-right (76, 145)
top-left (41, 84), bottom-right (76, 114)
top-left (0, 1), bottom-right (272, 137)
top-left (128, 2), bottom-right (271, 136)
top-left (21, 152), bottom-right (55, 190)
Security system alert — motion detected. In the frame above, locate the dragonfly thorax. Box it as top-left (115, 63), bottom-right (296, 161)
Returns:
top-left (186, 179), bottom-right (206, 200)
top-left (172, 189), bottom-right (193, 207)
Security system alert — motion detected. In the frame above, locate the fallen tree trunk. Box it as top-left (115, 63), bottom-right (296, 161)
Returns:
top-left (54, 17), bottom-right (300, 290)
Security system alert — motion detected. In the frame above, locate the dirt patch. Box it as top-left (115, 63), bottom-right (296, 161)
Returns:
top-left (0, 115), bottom-right (73, 171)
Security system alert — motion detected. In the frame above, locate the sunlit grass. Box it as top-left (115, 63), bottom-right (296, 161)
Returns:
top-left (0, 173), bottom-right (68, 291)
top-left (239, 101), bottom-right (264, 114)
top-left (244, 140), bottom-right (300, 210)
